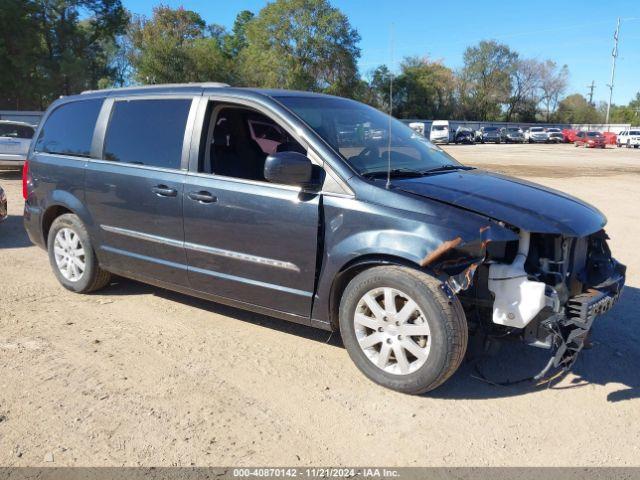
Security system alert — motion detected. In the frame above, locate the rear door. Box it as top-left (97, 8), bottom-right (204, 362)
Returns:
top-left (84, 96), bottom-right (198, 286)
top-left (182, 99), bottom-right (320, 319)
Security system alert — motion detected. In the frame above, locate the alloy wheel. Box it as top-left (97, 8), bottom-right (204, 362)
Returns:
top-left (53, 227), bottom-right (86, 282)
top-left (354, 287), bottom-right (431, 375)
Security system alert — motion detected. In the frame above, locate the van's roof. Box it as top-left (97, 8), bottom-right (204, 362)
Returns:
top-left (79, 83), bottom-right (343, 100)
top-left (431, 120), bottom-right (449, 125)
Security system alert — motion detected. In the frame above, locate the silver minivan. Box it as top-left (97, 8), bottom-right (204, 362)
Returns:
top-left (0, 120), bottom-right (35, 167)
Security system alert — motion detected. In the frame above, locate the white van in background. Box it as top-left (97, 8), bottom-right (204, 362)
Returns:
top-left (408, 121), bottom-right (426, 136)
top-left (430, 120), bottom-right (450, 144)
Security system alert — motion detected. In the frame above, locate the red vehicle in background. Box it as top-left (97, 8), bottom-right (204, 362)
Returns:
top-left (602, 131), bottom-right (617, 145)
top-left (574, 131), bottom-right (606, 148)
top-left (562, 128), bottom-right (578, 143)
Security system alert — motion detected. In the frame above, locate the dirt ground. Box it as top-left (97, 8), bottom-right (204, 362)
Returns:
top-left (0, 144), bottom-right (639, 467)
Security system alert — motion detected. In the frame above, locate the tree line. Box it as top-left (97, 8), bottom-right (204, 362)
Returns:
top-left (1, 0), bottom-right (638, 124)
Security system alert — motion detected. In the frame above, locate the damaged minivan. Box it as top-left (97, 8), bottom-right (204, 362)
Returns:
top-left (23, 84), bottom-right (625, 394)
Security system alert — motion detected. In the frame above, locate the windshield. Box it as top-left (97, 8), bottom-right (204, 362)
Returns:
top-left (484, 127), bottom-right (498, 132)
top-left (507, 128), bottom-right (521, 132)
top-left (629, 131), bottom-right (640, 135)
top-left (587, 132), bottom-right (602, 137)
top-left (530, 127), bottom-right (544, 132)
top-left (275, 96), bottom-right (461, 176)
top-left (432, 125), bottom-right (447, 131)
top-left (547, 128), bottom-right (561, 132)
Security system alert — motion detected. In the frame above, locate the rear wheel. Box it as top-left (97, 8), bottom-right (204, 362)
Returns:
top-left (47, 213), bottom-right (111, 293)
top-left (339, 266), bottom-right (468, 394)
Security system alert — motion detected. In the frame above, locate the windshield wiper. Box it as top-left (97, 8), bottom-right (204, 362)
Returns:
top-left (362, 168), bottom-right (425, 179)
top-left (422, 165), bottom-right (474, 174)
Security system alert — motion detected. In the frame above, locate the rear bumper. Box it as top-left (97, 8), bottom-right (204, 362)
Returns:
top-left (23, 202), bottom-right (45, 249)
top-left (0, 153), bottom-right (26, 166)
top-left (0, 192), bottom-right (6, 222)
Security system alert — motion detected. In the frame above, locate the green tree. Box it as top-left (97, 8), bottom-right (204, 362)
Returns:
top-left (223, 10), bottom-right (254, 58)
top-left (609, 92), bottom-right (640, 124)
top-left (393, 57), bottom-right (456, 119)
top-left (0, 0), bottom-right (42, 109)
top-left (459, 40), bottom-right (517, 120)
top-left (554, 93), bottom-right (603, 124)
top-left (239, 0), bottom-right (361, 96)
top-left (0, 0), bottom-right (127, 109)
top-left (128, 6), bottom-right (234, 84)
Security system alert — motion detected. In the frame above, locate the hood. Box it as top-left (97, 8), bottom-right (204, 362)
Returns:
top-left (392, 169), bottom-right (606, 236)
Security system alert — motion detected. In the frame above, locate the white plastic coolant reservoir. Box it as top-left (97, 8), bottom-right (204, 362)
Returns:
top-left (487, 231), bottom-right (546, 328)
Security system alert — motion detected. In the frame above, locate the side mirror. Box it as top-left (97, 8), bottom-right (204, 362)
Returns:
top-left (264, 151), bottom-right (316, 187)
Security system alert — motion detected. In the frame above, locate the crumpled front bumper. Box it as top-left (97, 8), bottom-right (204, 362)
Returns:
top-left (542, 260), bottom-right (626, 376)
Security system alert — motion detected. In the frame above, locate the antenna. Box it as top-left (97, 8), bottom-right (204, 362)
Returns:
top-left (386, 23), bottom-right (394, 190)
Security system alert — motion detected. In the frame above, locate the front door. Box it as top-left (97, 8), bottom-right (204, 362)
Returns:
top-left (85, 97), bottom-right (196, 286)
top-left (183, 103), bottom-right (320, 318)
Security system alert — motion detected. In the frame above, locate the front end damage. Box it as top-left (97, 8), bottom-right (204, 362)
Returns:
top-left (424, 226), bottom-right (626, 381)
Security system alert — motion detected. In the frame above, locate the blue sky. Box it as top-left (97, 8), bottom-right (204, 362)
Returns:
top-left (123, 0), bottom-right (640, 104)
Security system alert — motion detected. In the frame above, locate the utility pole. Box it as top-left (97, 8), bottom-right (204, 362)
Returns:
top-left (587, 81), bottom-right (596, 105)
top-left (605, 17), bottom-right (621, 129)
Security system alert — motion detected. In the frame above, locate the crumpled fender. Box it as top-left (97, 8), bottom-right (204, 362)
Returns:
top-left (312, 194), bottom-right (519, 325)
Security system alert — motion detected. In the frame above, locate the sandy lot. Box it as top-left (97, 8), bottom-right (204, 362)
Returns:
top-left (0, 144), bottom-right (638, 467)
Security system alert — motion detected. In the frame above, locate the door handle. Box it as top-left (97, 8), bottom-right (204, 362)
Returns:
top-left (152, 185), bottom-right (178, 197)
top-left (188, 191), bottom-right (217, 203)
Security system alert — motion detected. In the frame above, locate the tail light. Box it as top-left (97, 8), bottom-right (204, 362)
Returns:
top-left (22, 160), bottom-right (30, 200)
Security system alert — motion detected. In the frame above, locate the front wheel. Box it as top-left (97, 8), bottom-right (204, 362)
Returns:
top-left (47, 213), bottom-right (111, 293)
top-left (339, 266), bottom-right (468, 394)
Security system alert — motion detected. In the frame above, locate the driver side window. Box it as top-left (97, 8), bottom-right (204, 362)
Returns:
top-left (199, 103), bottom-right (306, 182)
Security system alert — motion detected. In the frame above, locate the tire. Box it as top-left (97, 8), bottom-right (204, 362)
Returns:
top-left (339, 266), bottom-right (468, 394)
top-left (627, 141), bottom-right (631, 149)
top-left (47, 213), bottom-right (111, 293)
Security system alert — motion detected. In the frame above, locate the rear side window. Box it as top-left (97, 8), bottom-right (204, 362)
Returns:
top-left (35, 99), bottom-right (103, 157)
top-left (0, 123), bottom-right (34, 139)
top-left (103, 99), bottom-right (191, 169)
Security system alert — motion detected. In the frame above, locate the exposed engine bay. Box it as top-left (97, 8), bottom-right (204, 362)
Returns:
top-left (455, 228), bottom-right (626, 380)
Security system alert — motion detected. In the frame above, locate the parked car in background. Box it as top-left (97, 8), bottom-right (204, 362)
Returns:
top-left (479, 126), bottom-right (501, 143)
top-left (602, 131), bottom-right (617, 146)
top-left (546, 128), bottom-right (564, 143)
top-left (408, 122), bottom-right (426, 137)
top-left (525, 126), bottom-right (549, 143)
top-left (22, 84), bottom-right (626, 394)
top-left (453, 127), bottom-right (475, 144)
top-left (0, 184), bottom-right (6, 222)
top-left (617, 129), bottom-right (640, 148)
top-left (0, 120), bottom-right (35, 167)
top-left (500, 127), bottom-right (525, 143)
top-left (562, 128), bottom-right (578, 143)
top-left (574, 131), bottom-right (606, 148)
top-left (429, 120), bottom-right (450, 144)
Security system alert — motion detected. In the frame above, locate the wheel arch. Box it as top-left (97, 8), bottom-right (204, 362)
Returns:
top-left (41, 191), bottom-right (95, 247)
top-left (327, 254), bottom-right (440, 331)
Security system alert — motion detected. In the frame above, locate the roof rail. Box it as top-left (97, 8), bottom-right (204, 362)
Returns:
top-left (81, 82), bottom-right (231, 95)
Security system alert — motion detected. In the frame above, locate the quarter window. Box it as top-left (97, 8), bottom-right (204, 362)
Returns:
top-left (103, 99), bottom-right (192, 169)
top-left (35, 99), bottom-right (103, 157)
